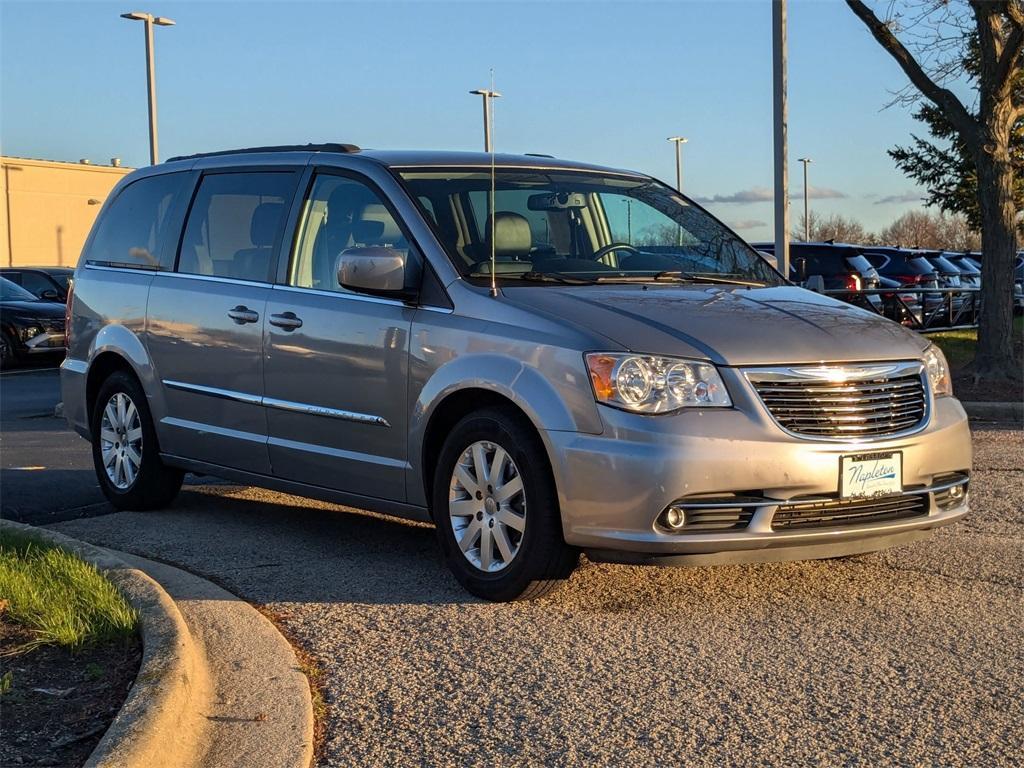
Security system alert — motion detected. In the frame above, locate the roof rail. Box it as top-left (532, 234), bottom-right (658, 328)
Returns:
top-left (167, 143), bottom-right (361, 162)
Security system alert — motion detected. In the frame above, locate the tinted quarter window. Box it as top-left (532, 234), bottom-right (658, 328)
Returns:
top-left (289, 174), bottom-right (409, 292)
top-left (85, 172), bottom-right (190, 269)
top-left (178, 172), bottom-right (297, 282)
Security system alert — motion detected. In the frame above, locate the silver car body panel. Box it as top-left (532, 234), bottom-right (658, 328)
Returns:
top-left (61, 148), bottom-right (972, 564)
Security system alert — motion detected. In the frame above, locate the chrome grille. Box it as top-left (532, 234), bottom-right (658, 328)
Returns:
top-left (747, 362), bottom-right (927, 439)
top-left (772, 494), bottom-right (927, 531)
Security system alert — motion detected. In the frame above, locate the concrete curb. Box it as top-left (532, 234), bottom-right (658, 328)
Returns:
top-left (962, 400), bottom-right (1023, 422)
top-left (1, 520), bottom-right (207, 768)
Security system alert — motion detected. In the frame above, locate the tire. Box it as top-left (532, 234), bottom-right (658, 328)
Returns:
top-left (0, 331), bottom-right (17, 368)
top-left (432, 407), bottom-right (578, 601)
top-left (90, 370), bottom-right (183, 511)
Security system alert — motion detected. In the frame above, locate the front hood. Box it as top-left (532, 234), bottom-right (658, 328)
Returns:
top-left (501, 284), bottom-right (930, 366)
top-left (0, 300), bottom-right (66, 319)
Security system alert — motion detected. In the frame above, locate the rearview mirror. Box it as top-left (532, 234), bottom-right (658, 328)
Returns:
top-left (527, 192), bottom-right (586, 211)
top-left (337, 246), bottom-right (420, 301)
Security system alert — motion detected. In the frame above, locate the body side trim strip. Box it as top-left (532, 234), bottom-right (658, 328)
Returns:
top-left (162, 379), bottom-right (391, 427)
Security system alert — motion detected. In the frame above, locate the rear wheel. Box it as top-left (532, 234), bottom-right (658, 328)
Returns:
top-left (91, 370), bottom-right (183, 510)
top-left (432, 407), bottom-right (578, 601)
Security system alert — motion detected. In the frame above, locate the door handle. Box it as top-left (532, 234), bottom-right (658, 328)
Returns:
top-left (269, 312), bottom-right (303, 331)
top-left (228, 305), bottom-right (259, 324)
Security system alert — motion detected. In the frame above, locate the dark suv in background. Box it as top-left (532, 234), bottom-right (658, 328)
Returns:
top-left (0, 267), bottom-right (74, 302)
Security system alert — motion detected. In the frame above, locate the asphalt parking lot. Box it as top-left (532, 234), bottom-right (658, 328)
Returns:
top-left (3, 367), bottom-right (1023, 766)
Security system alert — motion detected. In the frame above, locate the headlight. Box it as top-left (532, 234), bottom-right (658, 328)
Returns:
top-left (585, 353), bottom-right (731, 413)
top-left (18, 325), bottom-right (43, 342)
top-left (923, 344), bottom-right (952, 397)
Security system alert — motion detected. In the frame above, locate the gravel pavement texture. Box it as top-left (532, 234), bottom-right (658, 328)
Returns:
top-left (51, 426), bottom-right (1023, 767)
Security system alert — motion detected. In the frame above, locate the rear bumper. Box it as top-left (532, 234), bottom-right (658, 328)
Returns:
top-left (60, 357), bottom-right (90, 440)
top-left (546, 394), bottom-right (972, 558)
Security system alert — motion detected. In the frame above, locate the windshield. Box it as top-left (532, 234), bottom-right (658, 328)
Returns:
top-left (398, 169), bottom-right (782, 286)
top-left (0, 276), bottom-right (38, 301)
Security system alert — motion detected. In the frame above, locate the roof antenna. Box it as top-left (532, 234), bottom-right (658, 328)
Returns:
top-left (488, 69), bottom-right (499, 298)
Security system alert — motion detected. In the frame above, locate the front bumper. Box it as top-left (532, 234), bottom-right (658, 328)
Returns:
top-left (546, 393), bottom-right (971, 560)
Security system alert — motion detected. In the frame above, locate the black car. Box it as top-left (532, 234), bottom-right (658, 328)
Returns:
top-left (0, 267), bottom-right (74, 302)
top-left (0, 277), bottom-right (66, 366)
top-left (756, 241), bottom-right (882, 292)
top-left (942, 253), bottom-right (982, 289)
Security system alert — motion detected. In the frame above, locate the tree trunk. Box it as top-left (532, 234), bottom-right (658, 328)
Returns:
top-left (973, 135), bottom-right (1021, 380)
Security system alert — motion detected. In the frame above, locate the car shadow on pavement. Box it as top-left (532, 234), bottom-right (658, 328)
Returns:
top-left (55, 483), bottom-right (483, 607)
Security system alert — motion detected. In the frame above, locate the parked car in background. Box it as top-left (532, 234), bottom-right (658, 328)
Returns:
top-left (877, 275), bottom-right (924, 326)
top-left (754, 241), bottom-right (883, 311)
top-left (942, 253), bottom-right (981, 289)
top-left (0, 276), bottom-right (66, 366)
top-left (61, 145), bottom-right (971, 601)
top-left (1015, 255), bottom-right (1024, 312)
top-left (0, 267), bottom-right (74, 302)
top-left (862, 247), bottom-right (945, 321)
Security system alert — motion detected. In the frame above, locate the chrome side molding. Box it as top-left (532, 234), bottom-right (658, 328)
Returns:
top-left (162, 380), bottom-right (391, 427)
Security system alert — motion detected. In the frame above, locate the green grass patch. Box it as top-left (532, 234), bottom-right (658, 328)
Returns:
top-left (929, 315), bottom-right (1024, 370)
top-left (0, 529), bottom-right (138, 653)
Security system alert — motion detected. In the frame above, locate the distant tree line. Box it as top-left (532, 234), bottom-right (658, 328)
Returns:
top-left (791, 209), bottom-right (982, 251)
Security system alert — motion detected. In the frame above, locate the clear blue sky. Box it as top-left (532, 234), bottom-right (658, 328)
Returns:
top-left (1, 0), bottom-right (945, 241)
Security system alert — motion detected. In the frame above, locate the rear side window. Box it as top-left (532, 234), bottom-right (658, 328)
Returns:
top-left (178, 172), bottom-right (297, 282)
top-left (86, 172), bottom-right (190, 269)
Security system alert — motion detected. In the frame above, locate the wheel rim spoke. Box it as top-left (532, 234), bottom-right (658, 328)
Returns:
top-left (126, 427), bottom-right (143, 443)
top-left (496, 507), bottom-right (526, 532)
top-left (459, 518), bottom-right (482, 553)
top-left (492, 523), bottom-right (514, 563)
top-left (494, 475), bottom-right (523, 503)
top-left (449, 440), bottom-right (526, 573)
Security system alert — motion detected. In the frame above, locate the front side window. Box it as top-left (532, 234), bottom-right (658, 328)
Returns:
top-left (289, 174), bottom-right (408, 293)
top-left (399, 169), bottom-right (781, 286)
top-left (178, 172), bottom-right (297, 282)
top-left (86, 172), bottom-right (190, 269)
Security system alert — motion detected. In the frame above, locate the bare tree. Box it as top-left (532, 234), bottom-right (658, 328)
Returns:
top-left (792, 210), bottom-right (877, 244)
top-left (848, 0), bottom-right (1022, 379)
top-left (878, 209), bottom-right (982, 248)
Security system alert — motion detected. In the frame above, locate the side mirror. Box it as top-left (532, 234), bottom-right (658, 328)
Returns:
top-left (40, 289), bottom-right (61, 301)
top-left (337, 246), bottom-right (421, 301)
top-left (757, 251), bottom-right (778, 271)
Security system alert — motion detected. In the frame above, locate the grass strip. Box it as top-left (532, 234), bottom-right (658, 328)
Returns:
top-left (0, 529), bottom-right (138, 653)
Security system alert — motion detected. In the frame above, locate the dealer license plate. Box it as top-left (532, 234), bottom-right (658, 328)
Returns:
top-left (840, 452), bottom-right (902, 499)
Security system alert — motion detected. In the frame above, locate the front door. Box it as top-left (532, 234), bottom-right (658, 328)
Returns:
top-left (263, 171), bottom-right (415, 501)
top-left (147, 169), bottom-right (299, 473)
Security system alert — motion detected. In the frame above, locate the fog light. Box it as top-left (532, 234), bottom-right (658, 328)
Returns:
top-left (949, 484), bottom-right (964, 499)
top-left (665, 506), bottom-right (687, 530)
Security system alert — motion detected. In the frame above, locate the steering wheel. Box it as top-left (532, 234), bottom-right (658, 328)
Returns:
top-left (591, 242), bottom-right (641, 263)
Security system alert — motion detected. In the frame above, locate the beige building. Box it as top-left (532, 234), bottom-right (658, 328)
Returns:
top-left (1, 156), bottom-right (134, 268)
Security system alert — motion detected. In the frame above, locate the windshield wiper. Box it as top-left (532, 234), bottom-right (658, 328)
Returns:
top-left (589, 270), bottom-right (765, 287)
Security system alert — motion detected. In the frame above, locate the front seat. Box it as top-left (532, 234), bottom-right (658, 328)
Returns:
top-left (475, 211), bottom-right (532, 266)
top-left (232, 202), bottom-right (284, 280)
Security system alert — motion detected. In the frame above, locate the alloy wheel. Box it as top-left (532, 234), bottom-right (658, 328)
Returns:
top-left (100, 392), bottom-right (143, 490)
top-left (448, 440), bottom-right (527, 572)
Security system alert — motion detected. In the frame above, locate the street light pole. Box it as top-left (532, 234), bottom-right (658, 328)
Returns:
top-left (667, 136), bottom-right (688, 192)
top-left (798, 157), bottom-right (812, 241)
top-left (469, 88), bottom-right (501, 152)
top-left (121, 11), bottom-right (175, 165)
top-left (772, 0), bottom-right (790, 275)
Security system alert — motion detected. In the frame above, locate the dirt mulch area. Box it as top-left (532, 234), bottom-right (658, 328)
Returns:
top-left (0, 621), bottom-right (141, 767)
top-left (952, 369), bottom-right (1023, 402)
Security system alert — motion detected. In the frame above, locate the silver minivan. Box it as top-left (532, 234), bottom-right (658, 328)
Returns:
top-left (62, 144), bottom-right (971, 601)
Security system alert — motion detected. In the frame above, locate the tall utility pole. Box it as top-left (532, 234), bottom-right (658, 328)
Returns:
top-left (121, 11), bottom-right (175, 165)
top-left (667, 136), bottom-right (688, 192)
top-left (772, 0), bottom-right (790, 275)
top-left (798, 157), bottom-right (812, 241)
top-left (469, 88), bottom-right (501, 152)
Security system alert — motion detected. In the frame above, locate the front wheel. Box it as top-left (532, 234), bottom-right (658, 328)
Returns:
top-left (432, 408), bottom-right (578, 601)
top-left (90, 370), bottom-right (183, 510)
